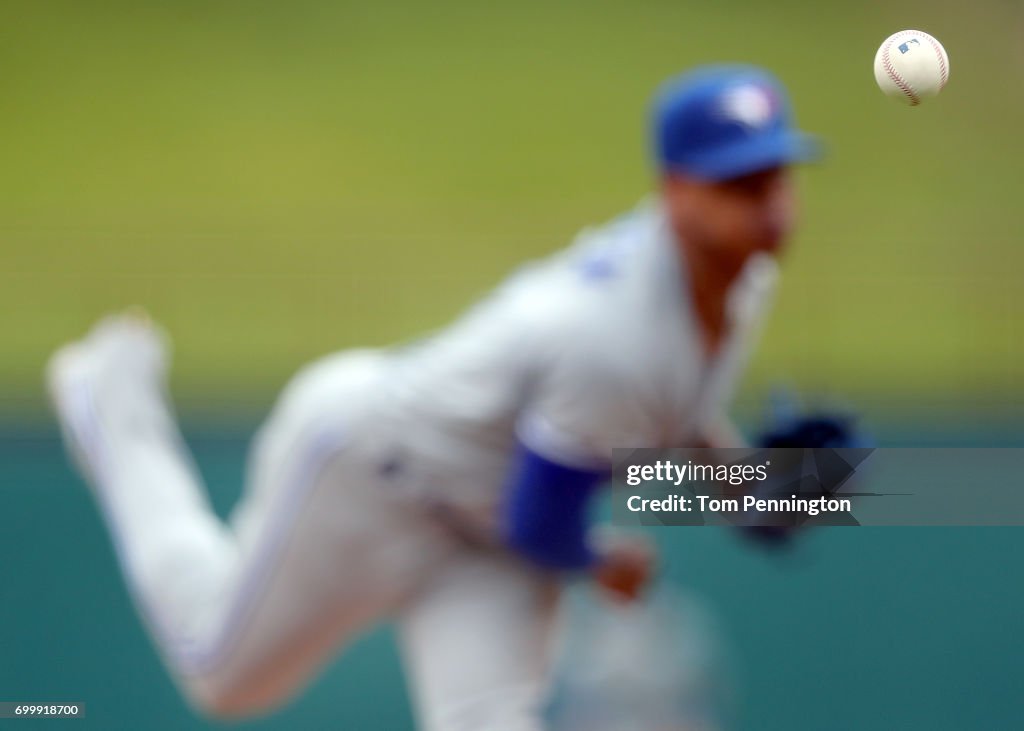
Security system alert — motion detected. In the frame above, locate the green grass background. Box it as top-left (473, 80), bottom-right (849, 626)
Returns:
top-left (2, 0), bottom-right (1022, 420)
top-left (1, 1), bottom-right (1023, 729)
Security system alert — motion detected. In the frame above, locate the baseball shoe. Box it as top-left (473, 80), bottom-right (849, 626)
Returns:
top-left (46, 309), bottom-right (174, 486)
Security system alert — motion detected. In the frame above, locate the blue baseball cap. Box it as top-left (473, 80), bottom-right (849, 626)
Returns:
top-left (652, 65), bottom-right (820, 181)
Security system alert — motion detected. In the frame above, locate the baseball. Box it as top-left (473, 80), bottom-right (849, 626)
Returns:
top-left (873, 30), bottom-right (950, 105)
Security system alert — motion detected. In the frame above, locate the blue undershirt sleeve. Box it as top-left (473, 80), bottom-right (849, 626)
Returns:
top-left (500, 441), bottom-right (609, 571)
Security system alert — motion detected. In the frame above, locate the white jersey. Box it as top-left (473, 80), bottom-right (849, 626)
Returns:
top-left (371, 200), bottom-right (778, 519)
top-left (45, 205), bottom-right (778, 723)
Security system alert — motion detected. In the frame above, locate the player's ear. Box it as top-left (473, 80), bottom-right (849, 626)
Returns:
top-left (661, 171), bottom-right (687, 192)
top-left (660, 173), bottom-right (688, 206)
top-left (661, 172), bottom-right (702, 222)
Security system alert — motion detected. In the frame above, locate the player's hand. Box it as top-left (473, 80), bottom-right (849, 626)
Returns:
top-left (592, 535), bottom-right (656, 604)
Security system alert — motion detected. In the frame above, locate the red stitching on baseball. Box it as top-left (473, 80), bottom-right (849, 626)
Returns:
top-left (923, 34), bottom-right (948, 86)
top-left (882, 37), bottom-right (920, 105)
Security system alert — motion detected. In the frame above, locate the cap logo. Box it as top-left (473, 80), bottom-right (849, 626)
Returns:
top-left (718, 84), bottom-right (776, 129)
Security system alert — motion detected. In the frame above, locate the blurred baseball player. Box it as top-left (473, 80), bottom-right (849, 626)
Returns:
top-left (47, 65), bottom-right (818, 730)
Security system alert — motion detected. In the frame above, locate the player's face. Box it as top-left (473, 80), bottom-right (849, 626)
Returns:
top-left (663, 166), bottom-right (797, 261)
